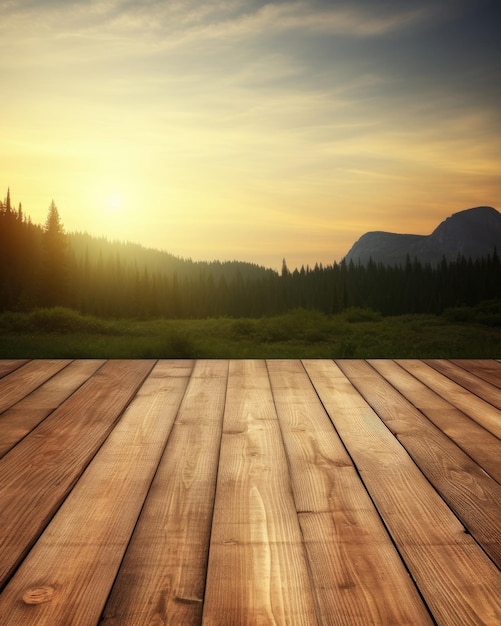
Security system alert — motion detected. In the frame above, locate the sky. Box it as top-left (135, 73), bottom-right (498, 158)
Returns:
top-left (1, 0), bottom-right (501, 270)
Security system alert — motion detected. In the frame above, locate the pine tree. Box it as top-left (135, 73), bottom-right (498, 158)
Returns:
top-left (39, 200), bottom-right (69, 307)
top-left (281, 258), bottom-right (289, 278)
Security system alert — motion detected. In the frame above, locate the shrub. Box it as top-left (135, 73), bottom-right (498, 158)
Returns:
top-left (474, 299), bottom-right (501, 326)
top-left (0, 311), bottom-right (28, 332)
top-left (257, 317), bottom-right (290, 342)
top-left (0, 307), bottom-right (119, 334)
top-left (142, 330), bottom-right (197, 358)
top-left (341, 307), bottom-right (382, 323)
top-left (442, 306), bottom-right (476, 323)
top-left (29, 307), bottom-right (93, 332)
top-left (443, 300), bottom-right (501, 326)
top-left (257, 308), bottom-right (330, 343)
top-left (231, 319), bottom-right (258, 340)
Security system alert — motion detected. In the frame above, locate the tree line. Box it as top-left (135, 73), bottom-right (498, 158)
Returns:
top-left (1, 189), bottom-right (500, 319)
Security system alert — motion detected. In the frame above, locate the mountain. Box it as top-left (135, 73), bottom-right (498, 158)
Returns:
top-left (344, 206), bottom-right (501, 266)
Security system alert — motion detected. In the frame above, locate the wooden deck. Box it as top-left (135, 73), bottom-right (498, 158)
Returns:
top-left (0, 359), bottom-right (500, 626)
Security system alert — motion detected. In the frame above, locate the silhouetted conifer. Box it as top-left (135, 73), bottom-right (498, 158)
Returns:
top-left (39, 200), bottom-right (69, 307)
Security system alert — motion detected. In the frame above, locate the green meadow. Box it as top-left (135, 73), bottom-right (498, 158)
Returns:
top-left (1, 306), bottom-right (500, 359)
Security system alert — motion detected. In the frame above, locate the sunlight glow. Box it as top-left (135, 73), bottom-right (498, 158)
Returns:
top-left (1, 0), bottom-right (499, 270)
top-left (110, 194), bottom-right (121, 211)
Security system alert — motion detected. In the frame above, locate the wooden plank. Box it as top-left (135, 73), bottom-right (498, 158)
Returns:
top-left (304, 360), bottom-right (501, 626)
top-left (0, 408), bottom-right (49, 458)
top-left (397, 359), bottom-right (501, 439)
top-left (0, 360), bottom-right (29, 379)
top-left (0, 359), bottom-right (71, 413)
top-left (369, 359), bottom-right (501, 484)
top-left (101, 360), bottom-right (228, 626)
top-left (267, 360), bottom-right (434, 626)
top-left (338, 359), bottom-right (501, 568)
top-left (0, 359), bottom-right (105, 458)
top-left (424, 359), bottom-right (501, 408)
top-left (0, 359), bottom-right (155, 589)
top-left (202, 360), bottom-right (318, 625)
top-left (0, 360), bottom-right (193, 626)
top-left (451, 359), bottom-right (501, 388)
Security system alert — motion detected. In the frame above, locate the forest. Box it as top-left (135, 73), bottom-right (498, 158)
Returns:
top-left (1, 188), bottom-right (500, 320)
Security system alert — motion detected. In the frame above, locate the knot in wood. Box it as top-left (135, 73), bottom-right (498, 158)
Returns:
top-left (22, 585), bottom-right (56, 605)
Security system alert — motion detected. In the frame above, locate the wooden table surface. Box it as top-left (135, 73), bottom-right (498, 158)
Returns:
top-left (0, 359), bottom-right (499, 625)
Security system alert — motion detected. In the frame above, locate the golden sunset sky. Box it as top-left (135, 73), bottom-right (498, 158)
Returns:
top-left (2, 0), bottom-right (500, 270)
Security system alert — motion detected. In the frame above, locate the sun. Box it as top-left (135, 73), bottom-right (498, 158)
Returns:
top-left (91, 188), bottom-right (132, 241)
top-left (109, 193), bottom-right (121, 212)
top-left (85, 176), bottom-right (141, 240)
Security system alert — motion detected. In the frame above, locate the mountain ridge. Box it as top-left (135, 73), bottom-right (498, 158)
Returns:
top-left (344, 206), bottom-right (501, 266)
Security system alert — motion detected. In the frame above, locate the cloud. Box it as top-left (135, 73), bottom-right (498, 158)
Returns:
top-left (174, 0), bottom-right (481, 44)
top-left (1, 0), bottom-right (476, 50)
top-left (2, 0), bottom-right (499, 267)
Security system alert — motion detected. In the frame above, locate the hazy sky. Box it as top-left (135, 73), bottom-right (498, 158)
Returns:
top-left (2, 0), bottom-right (500, 269)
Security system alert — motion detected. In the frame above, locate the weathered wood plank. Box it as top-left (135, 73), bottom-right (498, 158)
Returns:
top-left (203, 360), bottom-right (318, 625)
top-left (369, 359), bottom-right (501, 484)
top-left (0, 360), bottom-right (193, 626)
top-left (0, 408), bottom-right (49, 458)
top-left (424, 359), bottom-right (501, 408)
top-left (0, 359), bottom-right (71, 413)
top-left (0, 359), bottom-right (29, 379)
top-left (451, 359), bottom-right (501, 388)
top-left (304, 360), bottom-right (501, 626)
top-left (0, 359), bottom-right (105, 458)
top-left (338, 359), bottom-right (501, 568)
top-left (0, 359), bottom-right (155, 590)
top-left (0, 359), bottom-right (499, 626)
top-left (101, 360), bottom-right (228, 626)
top-left (267, 360), bottom-right (434, 626)
top-left (397, 359), bottom-right (501, 439)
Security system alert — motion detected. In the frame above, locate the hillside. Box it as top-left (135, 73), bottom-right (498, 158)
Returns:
top-left (2, 189), bottom-right (500, 318)
top-left (68, 231), bottom-right (276, 282)
top-left (344, 206), bottom-right (501, 266)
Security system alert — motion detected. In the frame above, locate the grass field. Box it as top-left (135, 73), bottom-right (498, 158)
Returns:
top-left (1, 306), bottom-right (500, 358)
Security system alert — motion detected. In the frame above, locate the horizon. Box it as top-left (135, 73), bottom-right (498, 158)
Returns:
top-left (2, 186), bottom-right (499, 272)
top-left (2, 1), bottom-right (500, 271)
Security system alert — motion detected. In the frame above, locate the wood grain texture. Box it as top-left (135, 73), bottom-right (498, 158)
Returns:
top-left (338, 359), bottom-right (501, 568)
top-left (0, 359), bottom-right (155, 589)
top-left (368, 359), bottom-right (501, 484)
top-left (0, 359), bottom-right (499, 626)
top-left (267, 359), bottom-right (434, 626)
top-left (0, 360), bottom-right (192, 626)
top-left (203, 360), bottom-right (318, 626)
top-left (0, 360), bottom-right (28, 379)
top-left (396, 359), bottom-right (501, 438)
top-left (0, 359), bottom-right (105, 458)
top-left (0, 359), bottom-right (71, 413)
top-left (304, 359), bottom-right (501, 626)
top-left (450, 359), bottom-right (501, 388)
top-left (101, 360), bottom-right (227, 626)
top-left (424, 359), bottom-right (501, 408)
